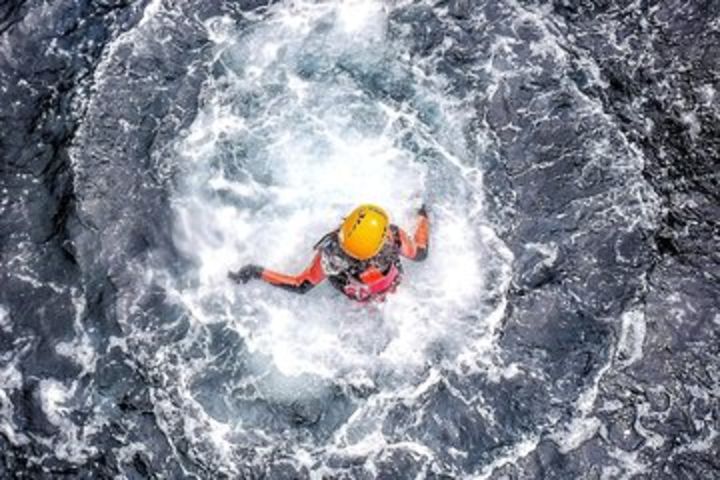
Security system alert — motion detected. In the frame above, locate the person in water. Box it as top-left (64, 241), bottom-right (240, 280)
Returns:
top-left (229, 204), bottom-right (429, 301)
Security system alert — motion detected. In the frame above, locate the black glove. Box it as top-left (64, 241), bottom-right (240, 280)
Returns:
top-left (418, 203), bottom-right (429, 217)
top-left (228, 264), bottom-right (263, 284)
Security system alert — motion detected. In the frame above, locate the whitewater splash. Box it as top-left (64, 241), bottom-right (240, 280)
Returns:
top-left (157, 0), bottom-right (512, 471)
top-left (6, 0), bottom-right (715, 477)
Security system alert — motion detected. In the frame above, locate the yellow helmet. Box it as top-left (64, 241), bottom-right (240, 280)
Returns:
top-left (338, 204), bottom-right (389, 260)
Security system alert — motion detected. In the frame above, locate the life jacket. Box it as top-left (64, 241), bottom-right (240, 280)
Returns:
top-left (315, 227), bottom-right (403, 301)
top-left (342, 263), bottom-right (401, 301)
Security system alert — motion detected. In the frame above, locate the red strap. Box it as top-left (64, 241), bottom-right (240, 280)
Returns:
top-left (344, 264), bottom-right (400, 300)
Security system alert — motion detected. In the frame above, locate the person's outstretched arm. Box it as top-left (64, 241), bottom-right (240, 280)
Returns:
top-left (396, 204), bottom-right (429, 261)
top-left (229, 251), bottom-right (326, 294)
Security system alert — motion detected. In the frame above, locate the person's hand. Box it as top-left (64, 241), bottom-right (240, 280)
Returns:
top-left (418, 203), bottom-right (429, 217)
top-left (228, 264), bottom-right (263, 284)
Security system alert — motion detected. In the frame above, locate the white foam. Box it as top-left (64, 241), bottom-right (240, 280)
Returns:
top-left (54, 288), bottom-right (96, 375)
top-left (681, 111), bottom-right (701, 139)
top-left (677, 429), bottom-right (718, 453)
top-left (615, 308), bottom-right (646, 368)
top-left (698, 83), bottom-right (716, 106)
top-left (549, 338), bottom-right (615, 455)
top-left (633, 399), bottom-right (665, 450)
top-left (337, 1), bottom-right (386, 34)
top-left (604, 446), bottom-right (647, 479)
top-left (553, 416), bottom-right (601, 454)
top-left (0, 362), bottom-right (26, 446)
top-left (474, 435), bottom-right (540, 479)
top-left (525, 242), bottom-right (559, 267)
top-left (0, 304), bottom-right (10, 332)
top-left (138, 0), bottom-right (164, 29)
top-left (167, 0), bottom-right (510, 389)
top-left (510, 1), bottom-right (569, 62)
top-left (39, 379), bottom-right (72, 427)
top-left (132, 0), bottom-right (517, 472)
top-left (33, 377), bottom-right (100, 462)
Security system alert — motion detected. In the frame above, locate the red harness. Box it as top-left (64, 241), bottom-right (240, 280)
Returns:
top-left (343, 264), bottom-right (401, 301)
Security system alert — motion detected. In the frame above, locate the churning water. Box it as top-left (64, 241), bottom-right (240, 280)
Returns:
top-left (1, 0), bottom-right (719, 478)
top-left (164, 2), bottom-right (513, 473)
